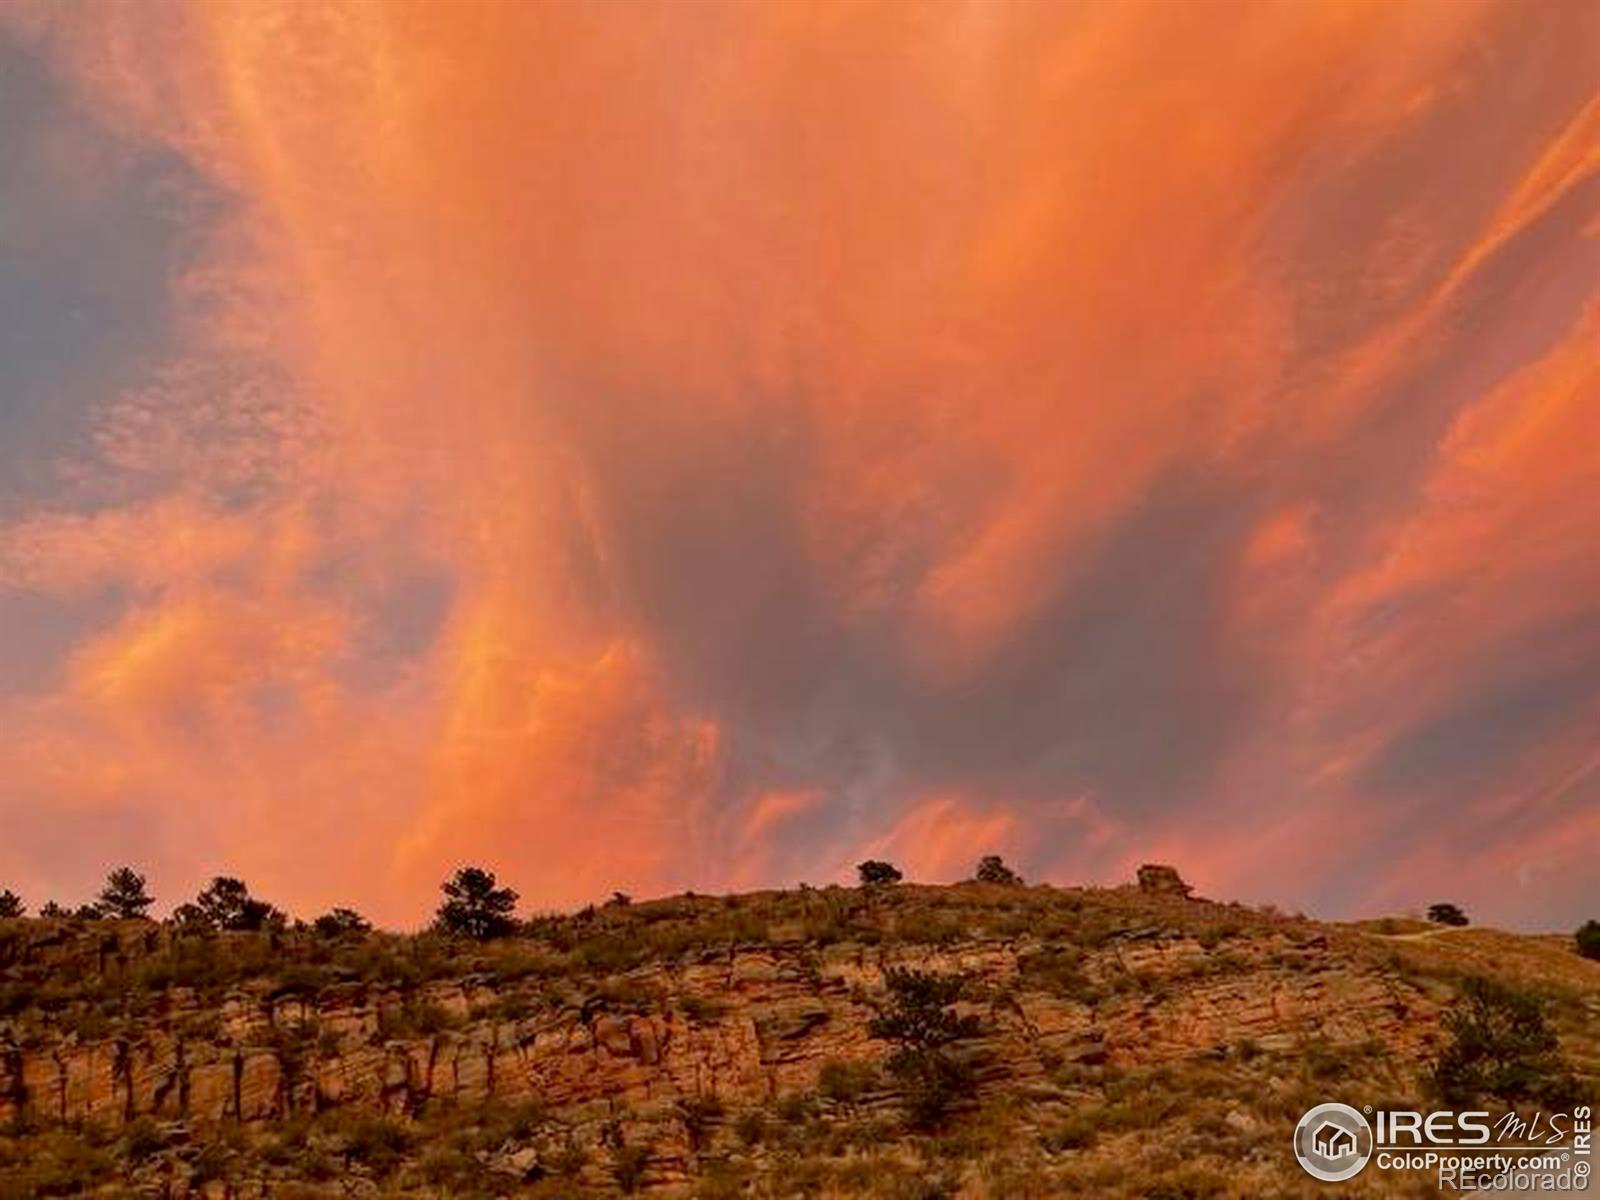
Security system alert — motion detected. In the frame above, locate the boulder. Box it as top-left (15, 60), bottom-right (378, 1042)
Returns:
top-left (1136, 864), bottom-right (1193, 898)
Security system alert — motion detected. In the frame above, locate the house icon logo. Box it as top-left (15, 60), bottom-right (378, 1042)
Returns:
top-left (1294, 1102), bottom-right (1373, 1181)
top-left (1313, 1121), bottom-right (1356, 1159)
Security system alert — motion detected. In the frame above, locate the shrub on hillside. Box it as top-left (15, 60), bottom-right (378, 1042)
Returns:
top-left (434, 867), bottom-right (519, 940)
top-left (0, 890), bottom-right (23, 919)
top-left (1430, 977), bottom-right (1585, 1107)
top-left (857, 860), bottom-right (903, 886)
top-left (818, 1059), bottom-right (881, 1104)
top-left (1575, 920), bottom-right (1600, 962)
top-left (869, 968), bottom-right (981, 1127)
top-left (973, 855), bottom-right (1022, 886)
top-left (1427, 903), bottom-right (1470, 927)
top-left (312, 907), bottom-right (371, 938)
top-left (339, 1115), bottom-right (412, 1178)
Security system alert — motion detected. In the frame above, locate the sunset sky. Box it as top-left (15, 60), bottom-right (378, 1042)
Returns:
top-left (0, 0), bottom-right (1595, 929)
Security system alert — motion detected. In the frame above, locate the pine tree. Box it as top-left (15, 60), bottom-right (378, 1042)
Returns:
top-left (434, 867), bottom-right (519, 940)
top-left (186, 877), bottom-right (286, 931)
top-left (98, 867), bottom-right (155, 920)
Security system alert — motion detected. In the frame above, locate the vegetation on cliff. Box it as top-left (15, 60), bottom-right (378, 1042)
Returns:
top-left (0, 869), bottom-right (1595, 1198)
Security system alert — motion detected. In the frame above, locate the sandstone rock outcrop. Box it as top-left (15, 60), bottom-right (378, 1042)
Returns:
top-left (1135, 864), bottom-right (1193, 898)
top-left (0, 895), bottom-right (1432, 1136)
top-left (6, 886), bottom-right (1596, 1198)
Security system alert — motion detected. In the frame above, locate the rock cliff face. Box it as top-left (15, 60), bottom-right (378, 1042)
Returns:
top-left (0, 884), bottom-right (1588, 1198)
top-left (0, 910), bottom-right (1429, 1134)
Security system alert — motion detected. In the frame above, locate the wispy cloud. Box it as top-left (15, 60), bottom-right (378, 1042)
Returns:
top-left (0, 0), bottom-right (1594, 927)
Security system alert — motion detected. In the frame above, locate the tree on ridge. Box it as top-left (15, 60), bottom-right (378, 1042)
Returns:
top-left (98, 867), bottom-right (155, 920)
top-left (858, 860), bottom-right (903, 886)
top-left (435, 867), bottom-right (519, 940)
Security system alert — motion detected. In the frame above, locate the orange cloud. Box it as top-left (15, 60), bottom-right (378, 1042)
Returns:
top-left (0, 0), bottom-right (1594, 928)
top-left (855, 795), bottom-right (1020, 884)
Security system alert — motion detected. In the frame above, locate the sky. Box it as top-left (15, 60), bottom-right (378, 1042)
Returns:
top-left (0, 0), bottom-right (1595, 930)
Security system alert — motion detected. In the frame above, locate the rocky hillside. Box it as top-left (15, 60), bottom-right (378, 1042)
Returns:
top-left (1, 880), bottom-right (1596, 1198)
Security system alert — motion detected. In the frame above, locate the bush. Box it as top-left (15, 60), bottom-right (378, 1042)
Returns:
top-left (379, 998), bottom-right (461, 1039)
top-left (9, 1131), bottom-right (116, 1194)
top-left (857, 860), bottom-right (903, 886)
top-left (869, 968), bottom-right (981, 1127)
top-left (1430, 977), bottom-right (1582, 1106)
top-left (1575, 920), bottom-right (1600, 962)
top-left (1041, 1112), bottom-right (1098, 1152)
top-left (886, 1048), bottom-right (977, 1130)
top-left (120, 1116), bottom-right (166, 1162)
top-left (974, 855), bottom-right (1022, 886)
top-left (818, 1059), bottom-right (880, 1103)
top-left (97, 867), bottom-right (154, 920)
top-left (1019, 946), bottom-right (1099, 1002)
top-left (313, 907), bottom-right (371, 938)
top-left (435, 867), bottom-right (519, 940)
top-left (1196, 921), bottom-right (1242, 949)
top-left (1427, 903), bottom-right (1470, 927)
top-left (183, 877), bottom-right (286, 931)
top-left (341, 1116), bottom-right (412, 1177)
top-left (0, 890), bottom-right (23, 919)
top-left (870, 969), bottom-right (980, 1050)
